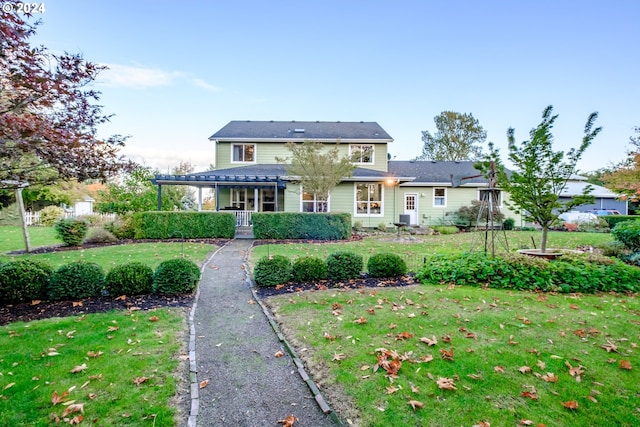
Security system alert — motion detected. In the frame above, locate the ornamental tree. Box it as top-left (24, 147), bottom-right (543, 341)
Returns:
top-left (277, 141), bottom-right (356, 208)
top-left (602, 127), bottom-right (640, 201)
top-left (0, 1), bottom-right (134, 190)
top-left (489, 106), bottom-right (601, 253)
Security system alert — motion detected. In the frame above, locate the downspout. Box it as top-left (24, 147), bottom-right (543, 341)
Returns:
top-left (156, 184), bottom-right (162, 211)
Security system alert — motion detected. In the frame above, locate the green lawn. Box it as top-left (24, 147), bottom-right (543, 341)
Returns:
top-left (0, 226), bottom-right (217, 270)
top-left (0, 308), bottom-right (187, 426)
top-left (267, 285), bottom-right (640, 427)
top-left (251, 231), bottom-right (614, 272)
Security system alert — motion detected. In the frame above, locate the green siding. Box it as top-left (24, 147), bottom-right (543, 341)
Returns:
top-left (214, 141), bottom-right (389, 171)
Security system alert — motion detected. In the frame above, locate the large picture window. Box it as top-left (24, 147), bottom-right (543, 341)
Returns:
top-left (301, 189), bottom-right (328, 213)
top-left (350, 144), bottom-right (374, 164)
top-left (356, 183), bottom-right (382, 215)
top-left (433, 187), bottom-right (446, 207)
top-left (232, 144), bottom-right (255, 162)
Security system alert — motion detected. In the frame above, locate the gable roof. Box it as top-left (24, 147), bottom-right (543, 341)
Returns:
top-left (388, 160), bottom-right (488, 185)
top-left (209, 121), bottom-right (393, 143)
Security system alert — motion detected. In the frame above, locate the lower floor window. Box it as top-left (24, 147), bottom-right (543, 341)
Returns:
top-left (302, 190), bottom-right (328, 212)
top-left (356, 183), bottom-right (382, 215)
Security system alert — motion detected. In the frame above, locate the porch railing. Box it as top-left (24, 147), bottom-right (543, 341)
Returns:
top-left (234, 210), bottom-right (252, 227)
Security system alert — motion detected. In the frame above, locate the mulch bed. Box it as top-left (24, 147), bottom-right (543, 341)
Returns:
top-left (255, 275), bottom-right (418, 298)
top-left (0, 294), bottom-right (194, 326)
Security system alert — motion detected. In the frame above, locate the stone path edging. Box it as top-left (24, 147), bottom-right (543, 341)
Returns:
top-left (185, 241), bottom-right (341, 426)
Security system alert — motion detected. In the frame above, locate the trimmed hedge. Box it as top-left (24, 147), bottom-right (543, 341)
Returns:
top-left (0, 259), bottom-right (54, 304)
top-left (326, 251), bottom-right (363, 281)
top-left (49, 261), bottom-right (105, 301)
top-left (254, 255), bottom-right (292, 287)
top-left (602, 215), bottom-right (639, 228)
top-left (291, 256), bottom-right (327, 282)
top-left (415, 252), bottom-right (640, 293)
top-left (367, 253), bottom-right (407, 278)
top-left (54, 217), bottom-right (89, 246)
top-left (153, 258), bottom-right (201, 294)
top-left (252, 212), bottom-right (352, 240)
top-left (133, 211), bottom-right (236, 239)
top-left (106, 262), bottom-right (154, 296)
top-left (611, 219), bottom-right (640, 251)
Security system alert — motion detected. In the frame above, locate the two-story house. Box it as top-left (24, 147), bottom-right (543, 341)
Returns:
top-left (153, 120), bottom-right (520, 228)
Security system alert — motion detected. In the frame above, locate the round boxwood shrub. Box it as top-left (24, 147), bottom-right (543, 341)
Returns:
top-left (39, 205), bottom-right (65, 226)
top-left (54, 217), bottom-right (89, 246)
top-left (254, 255), bottom-right (292, 287)
top-left (153, 258), bottom-right (201, 294)
top-left (106, 262), bottom-right (154, 296)
top-left (0, 259), bottom-right (54, 304)
top-left (367, 253), bottom-right (407, 278)
top-left (291, 256), bottom-right (327, 283)
top-left (326, 251), bottom-right (363, 281)
top-left (84, 227), bottom-right (118, 244)
top-left (612, 220), bottom-right (640, 251)
top-left (49, 261), bottom-right (105, 301)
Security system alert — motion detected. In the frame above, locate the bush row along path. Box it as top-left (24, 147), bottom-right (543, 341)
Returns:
top-left (193, 238), bottom-right (338, 426)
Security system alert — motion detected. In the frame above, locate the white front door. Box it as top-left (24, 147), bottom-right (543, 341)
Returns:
top-left (404, 193), bottom-right (418, 225)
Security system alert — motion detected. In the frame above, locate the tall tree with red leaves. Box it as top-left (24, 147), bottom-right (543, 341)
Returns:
top-left (0, 0), bottom-right (134, 190)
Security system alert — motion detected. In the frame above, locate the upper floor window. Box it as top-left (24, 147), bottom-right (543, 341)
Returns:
top-left (232, 144), bottom-right (255, 162)
top-left (301, 189), bottom-right (329, 213)
top-left (433, 187), bottom-right (446, 207)
top-left (350, 144), bottom-right (374, 164)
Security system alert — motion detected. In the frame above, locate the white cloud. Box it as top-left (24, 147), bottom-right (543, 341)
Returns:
top-left (191, 78), bottom-right (220, 92)
top-left (122, 146), bottom-right (214, 173)
top-left (98, 64), bottom-right (182, 88)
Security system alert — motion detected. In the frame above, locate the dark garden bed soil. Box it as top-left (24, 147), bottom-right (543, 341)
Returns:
top-left (0, 293), bottom-right (194, 326)
top-left (255, 274), bottom-right (419, 298)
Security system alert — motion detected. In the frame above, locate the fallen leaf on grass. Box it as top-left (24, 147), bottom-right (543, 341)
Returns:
top-left (87, 351), bottom-right (103, 358)
top-left (274, 350), bottom-right (284, 358)
top-left (62, 403), bottom-right (84, 417)
top-left (70, 364), bottom-right (87, 374)
top-left (408, 399), bottom-right (424, 410)
top-left (601, 340), bottom-right (618, 353)
top-left (518, 366), bottom-right (532, 374)
top-left (619, 360), bottom-right (632, 370)
top-left (437, 377), bottom-right (457, 390)
top-left (420, 336), bottom-right (438, 346)
top-left (396, 331), bottom-right (413, 341)
top-left (562, 400), bottom-right (579, 410)
top-left (440, 348), bottom-right (454, 361)
top-left (332, 352), bottom-right (347, 361)
top-left (3, 382), bottom-right (15, 390)
top-left (148, 316), bottom-right (159, 322)
top-left (69, 415), bottom-right (84, 425)
top-left (133, 376), bottom-right (149, 386)
top-left (541, 372), bottom-right (559, 383)
top-left (353, 317), bottom-right (367, 324)
top-left (199, 379), bottom-right (209, 389)
top-left (520, 391), bottom-right (538, 400)
top-left (52, 390), bottom-right (70, 405)
top-left (277, 415), bottom-right (297, 426)
top-left (565, 361), bottom-right (585, 382)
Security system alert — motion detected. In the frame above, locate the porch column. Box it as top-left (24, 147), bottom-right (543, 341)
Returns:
top-left (156, 184), bottom-right (162, 211)
top-left (215, 183), bottom-right (219, 212)
top-left (198, 187), bottom-right (203, 211)
top-left (274, 183), bottom-right (278, 212)
top-left (254, 188), bottom-right (258, 212)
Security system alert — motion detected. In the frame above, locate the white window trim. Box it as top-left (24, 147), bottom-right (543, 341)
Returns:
top-left (477, 188), bottom-right (503, 208)
top-left (433, 187), bottom-right (447, 208)
top-left (230, 143), bottom-right (257, 164)
top-left (349, 144), bottom-right (374, 165)
top-left (354, 183), bottom-right (384, 217)
top-left (300, 185), bottom-right (330, 213)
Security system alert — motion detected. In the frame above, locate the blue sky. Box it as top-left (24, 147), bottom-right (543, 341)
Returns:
top-left (30, 0), bottom-right (639, 173)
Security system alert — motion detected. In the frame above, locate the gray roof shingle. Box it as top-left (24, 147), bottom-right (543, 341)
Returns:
top-left (388, 160), bottom-right (488, 185)
top-left (209, 121), bottom-right (393, 142)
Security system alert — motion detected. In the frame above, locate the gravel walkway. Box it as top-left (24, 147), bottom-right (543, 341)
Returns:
top-left (188, 239), bottom-right (340, 427)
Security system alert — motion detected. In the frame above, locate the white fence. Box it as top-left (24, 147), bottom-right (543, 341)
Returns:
top-left (234, 210), bottom-right (252, 227)
top-left (24, 211), bottom-right (116, 226)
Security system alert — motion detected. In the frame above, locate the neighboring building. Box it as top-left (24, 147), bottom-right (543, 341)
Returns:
top-left (559, 175), bottom-right (628, 215)
top-left (153, 121), bottom-right (522, 227)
